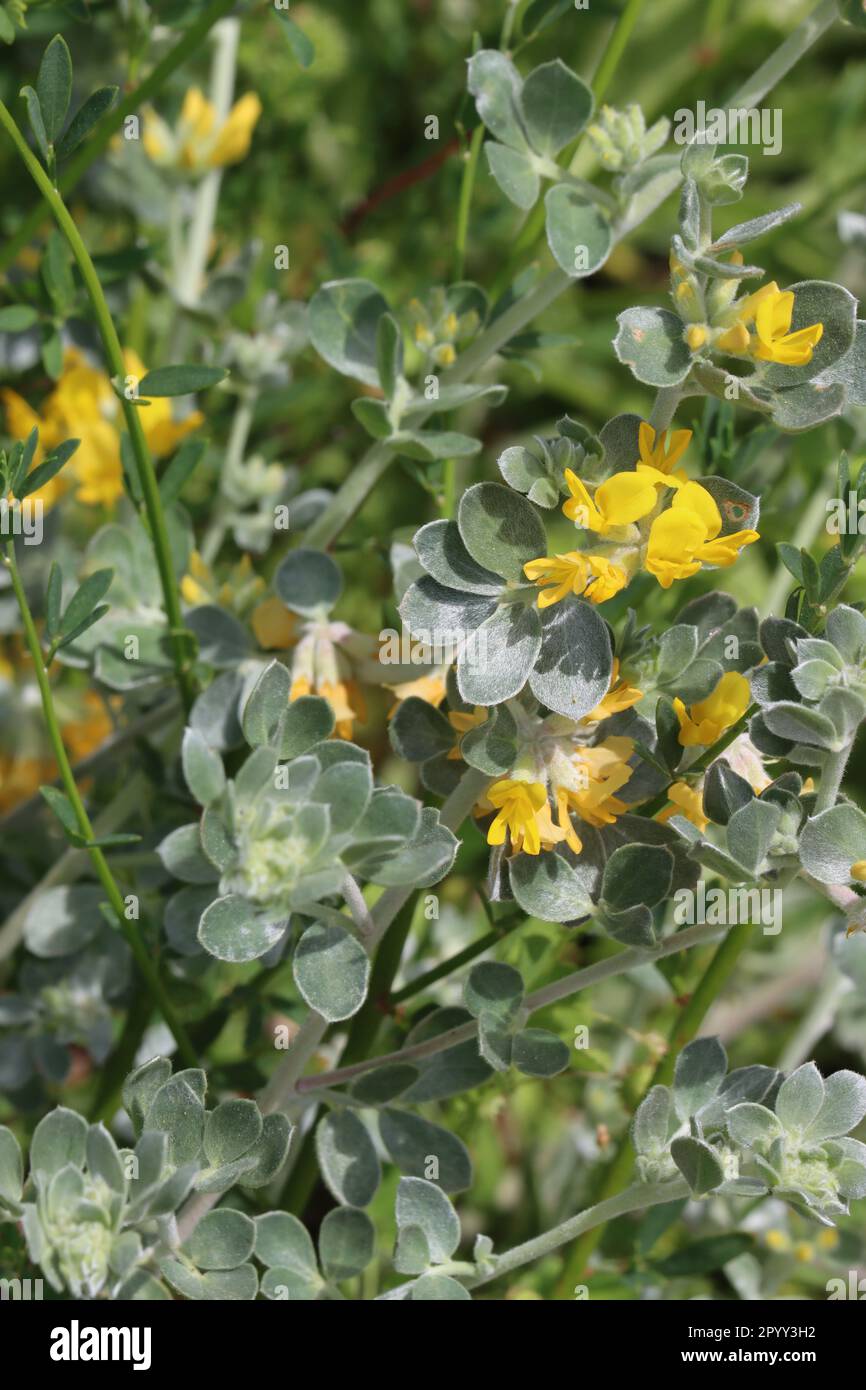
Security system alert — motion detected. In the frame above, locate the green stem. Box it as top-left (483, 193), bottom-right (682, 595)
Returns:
top-left (379, 1178), bottom-right (690, 1298)
top-left (0, 100), bottom-right (197, 713)
top-left (390, 913), bottom-right (525, 1006)
top-left (3, 542), bottom-right (197, 1066)
top-left (591, 0), bottom-right (649, 104)
top-left (556, 919), bottom-right (752, 1294)
top-left (454, 124), bottom-right (484, 281)
top-left (0, 0), bottom-right (240, 275)
top-left (815, 739), bottom-right (854, 815)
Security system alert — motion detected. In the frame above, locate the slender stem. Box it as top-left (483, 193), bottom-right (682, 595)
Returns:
top-left (294, 920), bottom-right (726, 1096)
top-left (0, 0), bottom-right (240, 275)
top-left (390, 915), bottom-right (523, 1006)
top-left (556, 919), bottom-right (752, 1292)
top-left (648, 385), bottom-right (683, 433)
top-left (378, 1179), bottom-right (690, 1298)
top-left (0, 100), bottom-right (197, 713)
top-left (3, 542), bottom-right (197, 1064)
top-left (725, 0), bottom-right (837, 111)
top-left (454, 124), bottom-right (484, 281)
top-left (815, 739), bottom-right (854, 815)
top-left (591, 0), bottom-right (649, 105)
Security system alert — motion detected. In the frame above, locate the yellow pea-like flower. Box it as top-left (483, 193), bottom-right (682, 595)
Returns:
top-left (673, 671), bottom-right (751, 747)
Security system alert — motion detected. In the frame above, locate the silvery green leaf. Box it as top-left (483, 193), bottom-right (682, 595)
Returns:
top-left (411, 1274), bottom-right (471, 1300)
top-left (351, 1064), bottom-right (419, 1104)
top-left (775, 1062), bottom-right (825, 1133)
top-left (700, 1065), bottom-right (779, 1131)
top-left (509, 848), bottom-right (594, 923)
top-left (602, 902), bottom-right (655, 948)
top-left (234, 743), bottom-right (279, 800)
top-left (699, 477), bottom-right (760, 535)
top-left (457, 602), bottom-right (541, 705)
top-left (114, 1270), bottom-right (172, 1301)
top-left (601, 844), bottom-right (673, 912)
top-left (396, 430), bottom-right (481, 462)
top-left (815, 320), bottom-right (866, 406)
top-left (703, 761), bottom-right (754, 826)
top-left (467, 50), bottom-right (529, 151)
top-left (0, 1127), bottom-right (23, 1210)
top-left (769, 381), bottom-right (846, 431)
top-left (713, 203), bottom-right (801, 247)
top-left (274, 547), bottom-right (342, 616)
top-left (598, 412), bottom-right (643, 471)
top-left (353, 395), bottom-right (394, 440)
top-left (185, 605), bottom-right (253, 667)
top-left (726, 1103), bottom-right (784, 1149)
top-left (484, 141), bottom-right (540, 209)
top-left (23, 884), bottom-right (103, 958)
top-left (673, 1037), bottom-right (727, 1122)
top-left (344, 787), bottom-right (422, 869)
top-left (545, 186), bottom-right (612, 278)
top-left (825, 605), bottom-right (866, 664)
top-left (804, 1071), bottom-right (866, 1143)
top-left (316, 1110), bottom-right (380, 1207)
top-left (183, 1209), bottom-right (256, 1271)
top-left (255, 1211), bottom-right (318, 1273)
top-left (308, 278), bottom-right (389, 387)
top-left (402, 1009), bottom-right (493, 1102)
top-left (20, 85), bottom-right (51, 165)
top-left (393, 1224), bottom-right (430, 1276)
top-left (241, 659), bottom-right (290, 747)
top-left (389, 698), bottom-right (454, 762)
top-left (191, 669), bottom-right (245, 751)
top-left (199, 896), bottom-right (286, 964)
top-left (319, 1207), bottom-right (375, 1282)
top-left (395, 1176), bottom-right (460, 1262)
top-left (311, 758), bottom-right (373, 835)
top-left (616, 153), bottom-right (682, 236)
top-left (204, 1100), bottom-right (262, 1167)
top-left (415, 519), bottom-right (502, 595)
top-left (260, 1266), bottom-right (321, 1300)
top-left (512, 1028), bottom-right (570, 1077)
top-left (369, 807), bottom-right (458, 888)
top-left (520, 59), bottom-right (592, 156)
top-left (670, 1136), bottom-right (724, 1195)
top-left (461, 703), bottom-right (518, 775)
top-left (399, 575), bottom-right (496, 647)
top-left (765, 281), bottom-right (857, 390)
top-left (158, 824), bottom-right (219, 885)
top-left (613, 307), bottom-right (691, 387)
top-left (464, 961), bottom-right (524, 1026)
top-left (145, 1077), bottom-right (205, 1166)
top-left (529, 598), bottom-right (613, 720)
top-left (123, 1058), bottom-right (172, 1136)
top-left (762, 701), bottom-right (839, 749)
top-left (139, 365), bottom-right (225, 397)
top-left (821, 687), bottom-right (866, 743)
top-left (109, 1231), bottom-right (142, 1278)
top-left (379, 1109), bottom-right (472, 1193)
top-left (30, 1107), bottom-right (87, 1178)
top-left (182, 727), bottom-right (226, 806)
top-left (200, 806), bottom-right (235, 873)
top-left (657, 624), bottom-right (699, 682)
top-left (160, 1259), bottom-right (258, 1301)
top-left (294, 922), bottom-right (370, 1022)
top-left (633, 1084), bottom-right (673, 1155)
top-left (55, 84), bottom-right (118, 159)
top-left (478, 1021), bottom-right (513, 1071)
top-left (457, 482), bottom-right (546, 583)
top-left (376, 312), bottom-right (403, 399)
top-left (799, 805), bottom-right (866, 883)
top-left (726, 799), bottom-right (781, 874)
top-left (237, 1113), bottom-right (292, 1188)
top-left (86, 1124), bottom-right (125, 1193)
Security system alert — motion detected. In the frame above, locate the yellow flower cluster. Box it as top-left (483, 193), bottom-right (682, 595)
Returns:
top-left (252, 595), bottom-right (366, 741)
top-left (656, 672), bottom-right (753, 831)
top-left (2, 349), bottom-right (202, 508)
top-left (524, 422), bottom-right (759, 606)
top-left (142, 88), bottom-right (262, 176)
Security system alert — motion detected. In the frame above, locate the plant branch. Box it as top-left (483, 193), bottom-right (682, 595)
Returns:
top-left (2, 541), bottom-right (197, 1065)
top-left (0, 99), bottom-right (197, 713)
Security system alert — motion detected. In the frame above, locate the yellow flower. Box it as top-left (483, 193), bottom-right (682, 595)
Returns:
top-left (181, 551), bottom-right (264, 613)
top-left (582, 659), bottom-right (643, 724)
top-left (765, 1229), bottom-right (790, 1253)
top-left (657, 780), bottom-right (708, 832)
top-left (563, 468), bottom-right (658, 535)
top-left (793, 1242), bottom-right (814, 1263)
top-left (251, 595), bottom-right (297, 650)
top-left (816, 1228), bottom-right (839, 1251)
top-left (485, 779), bottom-right (565, 857)
top-left (673, 672), bottom-right (751, 747)
top-left (143, 87), bottom-right (262, 175)
top-left (1, 348), bottom-right (202, 509)
top-left (447, 704), bottom-right (487, 756)
top-left (685, 324), bottom-right (709, 352)
top-left (0, 753), bottom-right (57, 814)
top-left (523, 552), bottom-right (628, 608)
top-left (851, 860), bottom-right (866, 883)
top-left (645, 481), bottom-right (759, 589)
top-left (716, 282), bottom-right (823, 367)
top-left (637, 421), bottom-right (692, 482)
top-left (385, 671), bottom-right (449, 718)
top-left (562, 738), bottom-right (634, 831)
